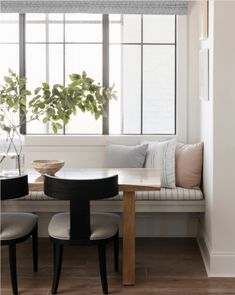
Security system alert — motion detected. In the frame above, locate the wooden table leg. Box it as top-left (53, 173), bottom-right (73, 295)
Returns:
top-left (122, 191), bottom-right (135, 285)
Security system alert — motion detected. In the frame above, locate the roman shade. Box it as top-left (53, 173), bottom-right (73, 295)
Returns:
top-left (0, 0), bottom-right (188, 14)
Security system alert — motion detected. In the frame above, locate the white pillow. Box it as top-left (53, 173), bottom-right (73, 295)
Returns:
top-left (144, 139), bottom-right (176, 188)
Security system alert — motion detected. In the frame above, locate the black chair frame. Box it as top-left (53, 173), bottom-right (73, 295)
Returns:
top-left (44, 174), bottom-right (119, 294)
top-left (1, 175), bottom-right (38, 295)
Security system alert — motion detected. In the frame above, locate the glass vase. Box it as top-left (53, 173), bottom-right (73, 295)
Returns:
top-left (0, 153), bottom-right (25, 177)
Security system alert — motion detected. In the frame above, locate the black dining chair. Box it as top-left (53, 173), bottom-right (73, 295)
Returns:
top-left (44, 174), bottom-right (119, 294)
top-left (0, 175), bottom-right (38, 295)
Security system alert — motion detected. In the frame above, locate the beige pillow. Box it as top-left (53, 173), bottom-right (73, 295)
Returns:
top-left (175, 142), bottom-right (203, 189)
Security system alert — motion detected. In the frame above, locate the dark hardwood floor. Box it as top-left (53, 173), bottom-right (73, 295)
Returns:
top-left (1, 238), bottom-right (235, 295)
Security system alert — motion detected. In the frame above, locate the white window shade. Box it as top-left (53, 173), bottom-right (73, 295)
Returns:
top-left (1, 0), bottom-right (188, 14)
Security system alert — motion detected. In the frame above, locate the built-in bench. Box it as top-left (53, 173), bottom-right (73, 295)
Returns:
top-left (2, 187), bottom-right (205, 213)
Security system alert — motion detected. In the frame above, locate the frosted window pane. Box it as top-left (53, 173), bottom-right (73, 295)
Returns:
top-left (0, 23), bottom-right (19, 43)
top-left (27, 119), bottom-right (47, 134)
top-left (65, 23), bottom-right (102, 42)
top-left (49, 24), bottom-right (64, 42)
top-left (65, 112), bottom-right (102, 134)
top-left (49, 14), bottom-right (64, 21)
top-left (65, 44), bottom-right (102, 84)
top-left (122, 15), bottom-right (141, 43)
top-left (26, 23), bottom-right (46, 42)
top-left (49, 45), bottom-right (63, 85)
top-left (0, 44), bottom-right (19, 85)
top-left (110, 15), bottom-right (141, 43)
top-left (109, 15), bottom-right (121, 21)
top-left (143, 15), bottom-right (175, 43)
top-left (109, 45), bottom-right (122, 134)
top-left (109, 22), bottom-right (121, 44)
top-left (65, 44), bottom-right (102, 134)
top-left (0, 14), bottom-right (19, 43)
top-left (26, 44), bottom-right (47, 134)
top-left (65, 14), bottom-right (102, 21)
top-left (0, 14), bottom-right (18, 21)
top-left (26, 44), bottom-right (46, 88)
top-left (122, 45), bottom-right (141, 134)
top-left (143, 45), bottom-right (175, 134)
top-left (26, 14), bottom-right (45, 21)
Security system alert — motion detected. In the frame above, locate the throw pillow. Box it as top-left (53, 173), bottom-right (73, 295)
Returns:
top-left (175, 142), bottom-right (203, 189)
top-left (103, 143), bottom-right (148, 168)
top-left (144, 139), bottom-right (176, 188)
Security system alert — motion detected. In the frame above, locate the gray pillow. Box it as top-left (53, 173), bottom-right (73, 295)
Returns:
top-left (103, 144), bottom-right (148, 168)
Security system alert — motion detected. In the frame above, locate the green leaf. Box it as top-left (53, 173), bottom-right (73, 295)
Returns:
top-left (38, 102), bottom-right (45, 109)
top-left (42, 82), bottom-right (50, 90)
top-left (94, 112), bottom-right (101, 120)
top-left (4, 77), bottom-right (12, 84)
top-left (2, 126), bottom-right (11, 133)
top-left (70, 73), bottom-right (81, 81)
top-left (62, 116), bottom-right (69, 125)
top-left (34, 87), bottom-right (41, 95)
top-left (21, 96), bottom-right (26, 106)
top-left (46, 108), bottom-right (55, 116)
top-left (24, 90), bottom-right (31, 96)
top-left (52, 123), bottom-right (58, 133)
top-left (82, 71), bottom-right (87, 78)
top-left (42, 117), bottom-right (48, 124)
top-left (56, 122), bottom-right (63, 129)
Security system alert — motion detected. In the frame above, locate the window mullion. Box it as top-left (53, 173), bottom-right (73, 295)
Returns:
top-left (174, 15), bottom-right (177, 135)
top-left (45, 14), bottom-right (50, 134)
top-left (140, 15), bottom-right (143, 135)
top-left (63, 14), bottom-right (66, 135)
top-left (19, 13), bottom-right (26, 135)
top-left (102, 14), bottom-right (109, 135)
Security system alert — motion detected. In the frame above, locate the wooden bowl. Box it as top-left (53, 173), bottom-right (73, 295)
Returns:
top-left (32, 160), bottom-right (64, 175)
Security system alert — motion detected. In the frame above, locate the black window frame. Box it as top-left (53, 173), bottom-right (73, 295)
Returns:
top-left (17, 13), bottom-right (177, 135)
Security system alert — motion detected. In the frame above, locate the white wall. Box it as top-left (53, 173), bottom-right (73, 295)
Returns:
top-left (198, 0), bottom-right (235, 276)
top-left (187, 1), bottom-right (201, 143)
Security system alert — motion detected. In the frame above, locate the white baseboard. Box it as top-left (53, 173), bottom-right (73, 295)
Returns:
top-left (197, 227), bottom-right (235, 277)
top-left (37, 212), bottom-right (199, 238)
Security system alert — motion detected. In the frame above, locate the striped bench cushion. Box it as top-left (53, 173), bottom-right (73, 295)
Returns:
top-left (21, 187), bottom-right (203, 201)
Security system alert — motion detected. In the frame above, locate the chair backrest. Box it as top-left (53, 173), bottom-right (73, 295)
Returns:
top-left (1, 175), bottom-right (29, 200)
top-left (44, 174), bottom-right (118, 242)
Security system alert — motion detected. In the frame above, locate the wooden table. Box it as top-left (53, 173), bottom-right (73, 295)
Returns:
top-left (28, 168), bottom-right (161, 285)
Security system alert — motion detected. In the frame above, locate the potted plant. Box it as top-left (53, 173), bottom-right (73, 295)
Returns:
top-left (0, 69), bottom-right (116, 176)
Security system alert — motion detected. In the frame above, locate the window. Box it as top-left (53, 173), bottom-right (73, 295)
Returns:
top-left (0, 14), bottom-right (19, 84)
top-left (0, 13), bottom-right (176, 135)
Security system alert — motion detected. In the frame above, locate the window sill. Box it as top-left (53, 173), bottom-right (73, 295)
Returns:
top-left (24, 134), bottom-right (177, 147)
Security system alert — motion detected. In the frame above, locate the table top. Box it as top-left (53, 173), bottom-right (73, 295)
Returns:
top-left (27, 168), bottom-right (161, 192)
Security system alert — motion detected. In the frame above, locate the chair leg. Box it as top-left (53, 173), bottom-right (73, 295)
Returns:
top-left (114, 233), bottom-right (119, 272)
top-left (9, 244), bottom-right (18, 295)
top-left (53, 243), bottom-right (56, 271)
top-left (98, 244), bottom-right (108, 294)
top-left (32, 224), bottom-right (38, 272)
top-left (51, 243), bottom-right (63, 294)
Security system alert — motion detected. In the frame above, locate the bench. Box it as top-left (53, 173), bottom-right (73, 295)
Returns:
top-left (2, 187), bottom-right (205, 213)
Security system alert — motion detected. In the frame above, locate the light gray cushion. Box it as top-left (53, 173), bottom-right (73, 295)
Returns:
top-left (0, 212), bottom-right (38, 240)
top-left (48, 212), bottom-right (119, 241)
top-left (103, 143), bottom-right (148, 168)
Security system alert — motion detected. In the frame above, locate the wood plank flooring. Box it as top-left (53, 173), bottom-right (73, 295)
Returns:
top-left (1, 238), bottom-right (235, 295)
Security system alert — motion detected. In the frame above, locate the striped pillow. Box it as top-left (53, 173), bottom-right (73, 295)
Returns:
top-left (144, 139), bottom-right (176, 188)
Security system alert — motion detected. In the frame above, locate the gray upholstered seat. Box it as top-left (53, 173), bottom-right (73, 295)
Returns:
top-left (0, 212), bottom-right (38, 241)
top-left (48, 212), bottom-right (119, 240)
